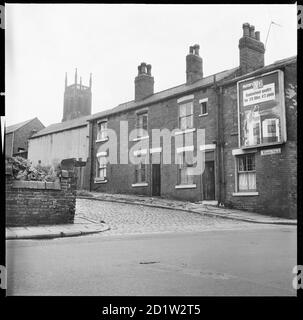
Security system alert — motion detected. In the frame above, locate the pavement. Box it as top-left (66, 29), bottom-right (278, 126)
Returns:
top-left (77, 191), bottom-right (297, 226)
top-left (5, 215), bottom-right (110, 240)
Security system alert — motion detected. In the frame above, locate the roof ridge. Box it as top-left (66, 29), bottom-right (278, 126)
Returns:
top-left (116, 66), bottom-right (239, 108)
top-left (90, 66), bottom-right (239, 121)
top-left (6, 117), bottom-right (38, 133)
top-left (30, 115), bottom-right (90, 138)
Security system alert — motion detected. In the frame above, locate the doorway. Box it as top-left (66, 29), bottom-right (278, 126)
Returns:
top-left (152, 164), bottom-right (161, 196)
top-left (202, 160), bottom-right (215, 200)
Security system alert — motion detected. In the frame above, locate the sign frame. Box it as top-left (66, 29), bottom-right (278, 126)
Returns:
top-left (237, 69), bottom-right (287, 149)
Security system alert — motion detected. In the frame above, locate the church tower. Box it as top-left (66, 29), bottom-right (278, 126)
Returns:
top-left (62, 69), bottom-right (92, 122)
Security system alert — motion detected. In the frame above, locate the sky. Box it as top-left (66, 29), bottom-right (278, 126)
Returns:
top-left (5, 4), bottom-right (297, 127)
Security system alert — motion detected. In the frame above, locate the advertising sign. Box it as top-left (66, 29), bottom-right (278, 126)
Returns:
top-left (237, 70), bottom-right (287, 148)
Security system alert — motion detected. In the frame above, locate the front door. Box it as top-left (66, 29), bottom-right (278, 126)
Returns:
top-left (202, 161), bottom-right (215, 200)
top-left (152, 164), bottom-right (161, 196)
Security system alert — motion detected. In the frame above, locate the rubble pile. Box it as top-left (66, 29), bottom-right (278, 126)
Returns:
top-left (6, 156), bottom-right (60, 182)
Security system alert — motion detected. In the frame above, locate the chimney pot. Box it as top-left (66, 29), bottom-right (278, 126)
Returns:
top-left (193, 44), bottom-right (200, 56)
top-left (249, 25), bottom-right (255, 38)
top-left (255, 31), bottom-right (260, 41)
top-left (243, 23), bottom-right (250, 36)
top-left (146, 64), bottom-right (151, 75)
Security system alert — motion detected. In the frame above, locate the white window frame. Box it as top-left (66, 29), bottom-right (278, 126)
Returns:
top-left (134, 155), bottom-right (147, 185)
top-left (179, 101), bottom-right (194, 131)
top-left (176, 151), bottom-right (196, 187)
top-left (95, 154), bottom-right (107, 182)
top-left (96, 120), bottom-right (108, 142)
top-left (233, 153), bottom-right (258, 195)
top-left (136, 112), bottom-right (148, 139)
top-left (199, 98), bottom-right (208, 117)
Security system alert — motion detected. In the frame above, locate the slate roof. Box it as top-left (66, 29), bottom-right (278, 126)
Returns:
top-left (6, 118), bottom-right (40, 134)
top-left (90, 55), bottom-right (297, 122)
top-left (89, 67), bottom-right (240, 121)
top-left (30, 115), bottom-right (91, 139)
top-left (29, 54), bottom-right (297, 138)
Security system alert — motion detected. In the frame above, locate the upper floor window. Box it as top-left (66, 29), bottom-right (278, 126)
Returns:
top-left (136, 113), bottom-right (148, 138)
top-left (237, 154), bottom-right (256, 191)
top-left (200, 101), bottom-right (207, 115)
top-left (179, 102), bottom-right (193, 130)
top-left (97, 121), bottom-right (107, 141)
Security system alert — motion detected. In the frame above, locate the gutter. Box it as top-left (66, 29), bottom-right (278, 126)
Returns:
top-left (29, 123), bottom-right (88, 139)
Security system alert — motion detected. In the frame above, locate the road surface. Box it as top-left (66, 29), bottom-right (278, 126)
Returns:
top-left (6, 225), bottom-right (296, 296)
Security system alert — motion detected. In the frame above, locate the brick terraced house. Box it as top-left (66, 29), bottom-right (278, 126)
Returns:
top-left (86, 23), bottom-right (297, 218)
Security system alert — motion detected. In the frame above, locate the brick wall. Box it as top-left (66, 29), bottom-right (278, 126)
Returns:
top-left (222, 63), bottom-right (297, 218)
top-left (89, 86), bottom-right (218, 201)
top-left (12, 118), bottom-right (45, 156)
top-left (5, 168), bottom-right (77, 227)
top-left (87, 61), bottom-right (296, 218)
top-left (5, 132), bottom-right (13, 157)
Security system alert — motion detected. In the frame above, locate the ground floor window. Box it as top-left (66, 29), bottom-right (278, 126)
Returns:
top-left (237, 154), bottom-right (256, 191)
top-left (96, 156), bottom-right (107, 180)
top-left (135, 155), bottom-right (147, 183)
top-left (178, 151), bottom-right (194, 185)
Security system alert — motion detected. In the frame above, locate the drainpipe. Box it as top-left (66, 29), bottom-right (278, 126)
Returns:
top-left (87, 121), bottom-right (94, 192)
top-left (214, 76), bottom-right (221, 205)
top-left (216, 85), bottom-right (225, 205)
top-left (214, 78), bottom-right (224, 206)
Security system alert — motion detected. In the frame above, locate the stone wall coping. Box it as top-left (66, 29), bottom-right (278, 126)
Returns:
top-left (12, 180), bottom-right (61, 190)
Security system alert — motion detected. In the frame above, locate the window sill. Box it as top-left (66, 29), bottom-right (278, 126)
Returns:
top-left (132, 183), bottom-right (148, 187)
top-left (241, 141), bottom-right (284, 150)
top-left (174, 128), bottom-right (196, 136)
top-left (175, 184), bottom-right (196, 189)
top-left (232, 192), bottom-right (259, 196)
top-left (94, 178), bottom-right (108, 184)
top-left (132, 135), bottom-right (149, 142)
top-left (198, 113), bottom-right (208, 117)
top-left (96, 137), bottom-right (109, 143)
top-left (232, 148), bottom-right (257, 156)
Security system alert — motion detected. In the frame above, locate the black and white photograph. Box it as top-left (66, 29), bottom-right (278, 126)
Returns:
top-left (2, 3), bottom-right (300, 301)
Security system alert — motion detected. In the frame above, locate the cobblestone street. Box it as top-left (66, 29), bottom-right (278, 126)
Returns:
top-left (76, 198), bottom-right (266, 236)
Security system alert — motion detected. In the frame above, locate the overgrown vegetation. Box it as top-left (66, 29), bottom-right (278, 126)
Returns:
top-left (6, 156), bottom-right (61, 182)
